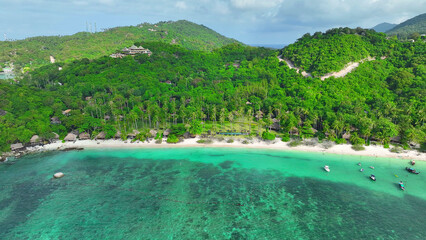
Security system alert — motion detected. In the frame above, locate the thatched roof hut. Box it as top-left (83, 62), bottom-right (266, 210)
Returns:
top-left (390, 136), bottom-right (401, 143)
top-left (96, 132), bottom-right (106, 140)
top-left (289, 127), bottom-right (299, 135)
top-left (30, 135), bottom-right (40, 144)
top-left (79, 132), bottom-right (90, 140)
top-left (0, 109), bottom-right (7, 116)
top-left (11, 143), bottom-right (24, 151)
top-left (127, 130), bottom-right (140, 139)
top-left (149, 129), bottom-right (157, 137)
top-left (163, 129), bottom-right (171, 137)
top-left (64, 133), bottom-right (77, 141)
top-left (342, 132), bottom-right (351, 140)
top-left (52, 132), bottom-right (60, 140)
top-left (114, 131), bottom-right (121, 139)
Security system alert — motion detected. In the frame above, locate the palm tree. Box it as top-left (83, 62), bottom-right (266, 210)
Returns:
top-left (211, 106), bottom-right (217, 131)
top-left (228, 112), bottom-right (234, 131)
top-left (247, 108), bottom-right (253, 134)
top-left (219, 108), bottom-right (226, 130)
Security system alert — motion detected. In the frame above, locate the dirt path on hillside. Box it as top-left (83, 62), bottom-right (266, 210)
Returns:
top-left (278, 55), bottom-right (379, 80)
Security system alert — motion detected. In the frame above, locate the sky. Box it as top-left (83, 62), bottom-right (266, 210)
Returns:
top-left (1, 0), bottom-right (425, 45)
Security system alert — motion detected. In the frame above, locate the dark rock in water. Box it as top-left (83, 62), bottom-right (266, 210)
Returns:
top-left (61, 147), bottom-right (84, 152)
top-left (219, 160), bottom-right (234, 169)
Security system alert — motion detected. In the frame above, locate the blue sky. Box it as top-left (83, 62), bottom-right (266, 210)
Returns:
top-left (1, 0), bottom-right (425, 44)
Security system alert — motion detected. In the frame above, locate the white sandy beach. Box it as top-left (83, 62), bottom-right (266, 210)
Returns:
top-left (27, 137), bottom-right (426, 161)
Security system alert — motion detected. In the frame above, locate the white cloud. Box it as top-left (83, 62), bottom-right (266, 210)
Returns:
top-left (230, 0), bottom-right (283, 10)
top-left (175, 1), bottom-right (188, 10)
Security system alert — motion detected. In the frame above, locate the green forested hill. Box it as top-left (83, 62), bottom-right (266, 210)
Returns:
top-left (0, 20), bottom-right (240, 69)
top-left (0, 29), bottom-right (425, 153)
top-left (386, 13), bottom-right (426, 39)
top-left (280, 28), bottom-right (393, 76)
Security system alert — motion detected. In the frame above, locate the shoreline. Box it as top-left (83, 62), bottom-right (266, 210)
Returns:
top-left (20, 137), bottom-right (425, 161)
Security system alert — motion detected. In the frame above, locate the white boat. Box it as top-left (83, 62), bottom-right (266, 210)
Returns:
top-left (324, 165), bottom-right (330, 172)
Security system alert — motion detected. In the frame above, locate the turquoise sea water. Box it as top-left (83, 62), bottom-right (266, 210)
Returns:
top-left (0, 148), bottom-right (425, 239)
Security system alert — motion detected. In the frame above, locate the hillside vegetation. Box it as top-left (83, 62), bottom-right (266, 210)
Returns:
top-left (386, 13), bottom-right (426, 39)
top-left (280, 28), bottom-right (393, 76)
top-left (0, 20), bottom-right (239, 69)
top-left (0, 29), bottom-right (425, 153)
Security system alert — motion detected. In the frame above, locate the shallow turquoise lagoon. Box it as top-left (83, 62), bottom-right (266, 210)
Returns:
top-left (0, 148), bottom-right (425, 239)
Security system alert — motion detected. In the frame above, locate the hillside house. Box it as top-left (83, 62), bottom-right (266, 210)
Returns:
top-left (110, 45), bottom-right (152, 58)
top-left (122, 45), bottom-right (152, 56)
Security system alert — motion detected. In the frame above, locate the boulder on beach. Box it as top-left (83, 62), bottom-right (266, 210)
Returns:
top-left (183, 132), bottom-right (191, 139)
top-left (30, 135), bottom-right (40, 144)
top-left (53, 172), bottom-right (64, 178)
top-left (11, 143), bottom-right (24, 151)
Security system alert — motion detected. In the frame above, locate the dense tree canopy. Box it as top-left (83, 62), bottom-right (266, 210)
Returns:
top-left (281, 28), bottom-right (394, 76)
top-left (0, 29), bottom-right (424, 153)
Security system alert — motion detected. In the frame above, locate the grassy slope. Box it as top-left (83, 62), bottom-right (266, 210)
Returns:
top-left (0, 20), bottom-right (240, 68)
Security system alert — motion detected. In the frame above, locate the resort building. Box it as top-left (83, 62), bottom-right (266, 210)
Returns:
top-left (110, 45), bottom-right (152, 58)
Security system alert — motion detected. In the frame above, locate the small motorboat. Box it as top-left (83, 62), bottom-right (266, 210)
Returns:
top-left (369, 166), bottom-right (375, 169)
top-left (411, 160), bottom-right (415, 166)
top-left (324, 165), bottom-right (330, 172)
top-left (406, 167), bottom-right (420, 174)
top-left (360, 168), bottom-right (364, 172)
top-left (370, 174), bottom-right (376, 181)
top-left (357, 162), bottom-right (361, 166)
top-left (399, 181), bottom-right (405, 191)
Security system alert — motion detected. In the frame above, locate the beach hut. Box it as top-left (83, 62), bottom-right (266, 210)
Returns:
top-left (390, 136), bottom-right (401, 143)
top-left (289, 127), bottom-right (299, 136)
top-left (149, 130), bottom-right (157, 137)
top-left (270, 118), bottom-right (281, 131)
top-left (64, 133), bottom-right (77, 141)
top-left (10, 143), bottom-right (24, 151)
top-left (114, 131), bottom-right (121, 139)
top-left (342, 132), bottom-right (351, 140)
top-left (163, 129), bottom-right (171, 137)
top-left (96, 132), bottom-right (106, 140)
top-left (51, 132), bottom-right (60, 141)
top-left (127, 130), bottom-right (140, 139)
top-left (79, 132), bottom-right (90, 140)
